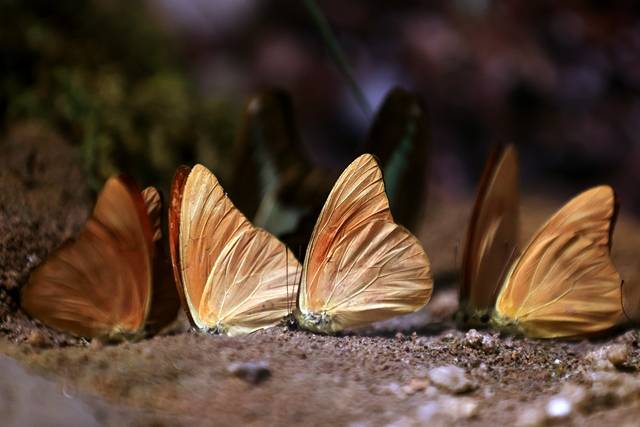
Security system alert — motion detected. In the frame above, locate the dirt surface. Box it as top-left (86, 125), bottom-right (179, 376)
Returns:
top-left (1, 128), bottom-right (640, 426)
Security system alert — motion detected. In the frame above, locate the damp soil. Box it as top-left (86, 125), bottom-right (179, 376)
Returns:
top-left (1, 128), bottom-right (640, 426)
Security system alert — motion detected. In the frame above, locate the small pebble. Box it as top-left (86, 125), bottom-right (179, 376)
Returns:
top-left (545, 396), bottom-right (572, 419)
top-left (415, 396), bottom-right (478, 424)
top-left (557, 383), bottom-right (588, 410)
top-left (427, 365), bottom-right (476, 394)
top-left (227, 361), bottom-right (271, 384)
top-left (439, 396), bottom-right (478, 419)
top-left (606, 344), bottom-right (629, 367)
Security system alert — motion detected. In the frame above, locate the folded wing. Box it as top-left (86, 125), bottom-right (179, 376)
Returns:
top-left (494, 186), bottom-right (622, 338)
top-left (460, 144), bottom-right (519, 317)
top-left (171, 164), bottom-right (301, 336)
top-left (297, 154), bottom-right (432, 333)
top-left (21, 177), bottom-right (154, 338)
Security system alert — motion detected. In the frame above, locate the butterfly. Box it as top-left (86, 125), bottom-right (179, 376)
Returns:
top-left (169, 164), bottom-right (301, 336)
top-left (21, 176), bottom-right (179, 340)
top-left (458, 144), bottom-right (519, 326)
top-left (170, 154), bottom-right (433, 336)
top-left (460, 144), bottom-right (624, 338)
top-left (294, 154), bottom-right (433, 333)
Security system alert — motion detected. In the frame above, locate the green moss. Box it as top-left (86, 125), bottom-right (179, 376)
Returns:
top-left (1, 0), bottom-right (238, 190)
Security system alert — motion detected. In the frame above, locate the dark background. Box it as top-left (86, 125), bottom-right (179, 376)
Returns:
top-left (3, 0), bottom-right (640, 212)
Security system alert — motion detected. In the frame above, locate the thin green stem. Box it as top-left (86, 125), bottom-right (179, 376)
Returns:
top-left (302, 0), bottom-right (372, 118)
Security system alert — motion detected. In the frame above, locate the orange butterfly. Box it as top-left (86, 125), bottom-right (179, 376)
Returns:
top-left (170, 154), bottom-right (433, 335)
top-left (294, 154), bottom-right (433, 333)
top-left (21, 176), bottom-right (179, 339)
top-left (169, 164), bottom-right (300, 336)
top-left (461, 145), bottom-right (624, 338)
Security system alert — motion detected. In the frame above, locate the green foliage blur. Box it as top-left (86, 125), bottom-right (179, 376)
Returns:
top-left (0, 0), bottom-right (238, 190)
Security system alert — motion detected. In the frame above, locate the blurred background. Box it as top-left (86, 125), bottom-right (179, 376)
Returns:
top-left (2, 0), bottom-right (640, 215)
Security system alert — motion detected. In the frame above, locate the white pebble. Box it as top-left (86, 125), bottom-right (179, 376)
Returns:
top-left (427, 365), bottom-right (476, 394)
top-left (546, 396), bottom-right (572, 418)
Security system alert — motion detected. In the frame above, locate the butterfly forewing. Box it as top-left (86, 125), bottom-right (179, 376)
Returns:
top-left (172, 164), bottom-right (301, 335)
top-left (297, 154), bottom-right (433, 333)
top-left (494, 186), bottom-right (622, 338)
top-left (460, 144), bottom-right (519, 318)
top-left (21, 177), bottom-right (154, 338)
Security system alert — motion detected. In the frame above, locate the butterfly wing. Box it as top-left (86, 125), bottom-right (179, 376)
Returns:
top-left (363, 87), bottom-right (430, 233)
top-left (459, 144), bottom-right (518, 321)
top-left (297, 154), bottom-right (433, 333)
top-left (622, 273), bottom-right (640, 324)
top-left (494, 186), bottom-right (623, 338)
top-left (141, 186), bottom-right (180, 334)
top-left (170, 164), bottom-right (301, 336)
top-left (21, 177), bottom-right (154, 338)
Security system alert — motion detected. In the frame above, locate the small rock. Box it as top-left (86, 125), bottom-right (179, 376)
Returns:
top-left (586, 344), bottom-right (630, 371)
top-left (26, 330), bottom-right (48, 348)
top-left (463, 329), bottom-right (497, 352)
top-left (227, 361), bottom-right (270, 384)
top-left (415, 396), bottom-right (478, 424)
top-left (557, 383), bottom-right (588, 410)
top-left (427, 365), bottom-right (476, 394)
top-left (545, 396), bottom-right (572, 419)
top-left (439, 395), bottom-right (479, 419)
top-left (606, 344), bottom-right (629, 367)
top-left (463, 329), bottom-right (483, 347)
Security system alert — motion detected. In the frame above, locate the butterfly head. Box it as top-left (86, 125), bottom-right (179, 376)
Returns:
top-left (489, 311), bottom-right (523, 337)
top-left (203, 321), bottom-right (229, 336)
top-left (294, 309), bottom-right (337, 334)
top-left (454, 303), bottom-right (493, 329)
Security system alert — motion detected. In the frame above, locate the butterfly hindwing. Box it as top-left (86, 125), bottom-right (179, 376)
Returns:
top-left (296, 154), bottom-right (433, 333)
top-left (493, 186), bottom-right (622, 338)
top-left (460, 144), bottom-right (519, 322)
top-left (21, 177), bottom-right (154, 339)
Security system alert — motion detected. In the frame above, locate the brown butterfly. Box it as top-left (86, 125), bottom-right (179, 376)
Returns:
top-left (460, 145), bottom-right (624, 338)
top-left (169, 164), bottom-right (300, 336)
top-left (458, 144), bottom-right (519, 326)
top-left (21, 176), bottom-right (179, 339)
top-left (294, 154), bottom-right (433, 333)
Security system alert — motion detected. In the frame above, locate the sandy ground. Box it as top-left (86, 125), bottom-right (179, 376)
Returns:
top-left (1, 126), bottom-right (639, 426)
